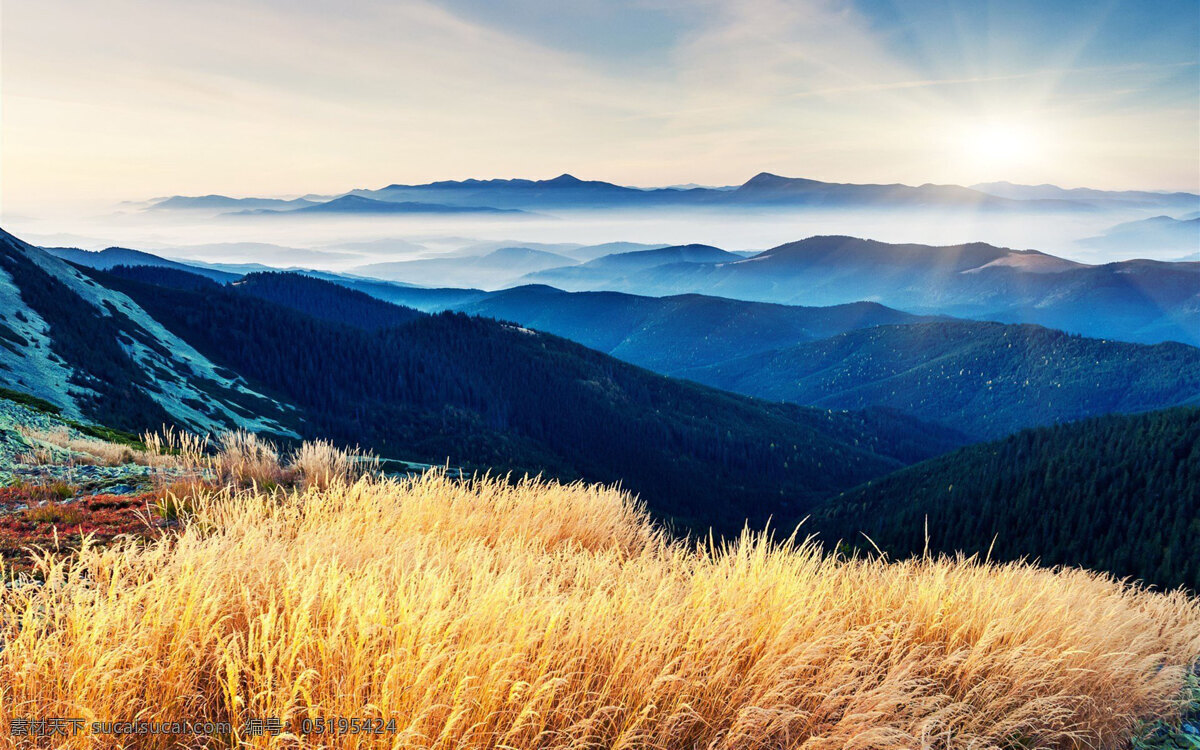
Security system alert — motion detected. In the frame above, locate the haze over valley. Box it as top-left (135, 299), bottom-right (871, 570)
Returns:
top-left (9, 173), bottom-right (1199, 279)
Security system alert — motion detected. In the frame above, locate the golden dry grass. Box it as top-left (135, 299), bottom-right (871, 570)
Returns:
top-left (18, 426), bottom-right (376, 498)
top-left (209, 430), bottom-right (284, 487)
top-left (141, 428), bottom-right (377, 492)
top-left (142, 426), bottom-right (210, 469)
top-left (0, 472), bottom-right (1196, 749)
top-left (287, 438), bottom-right (378, 491)
top-left (17, 426), bottom-right (137, 466)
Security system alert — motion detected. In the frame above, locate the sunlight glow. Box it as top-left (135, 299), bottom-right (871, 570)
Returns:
top-left (973, 124), bottom-right (1035, 162)
top-left (956, 120), bottom-right (1045, 175)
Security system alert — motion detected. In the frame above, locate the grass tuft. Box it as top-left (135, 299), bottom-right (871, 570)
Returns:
top-left (22, 502), bottom-right (85, 526)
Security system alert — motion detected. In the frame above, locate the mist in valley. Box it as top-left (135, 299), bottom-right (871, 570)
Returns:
top-left (5, 196), bottom-right (1194, 292)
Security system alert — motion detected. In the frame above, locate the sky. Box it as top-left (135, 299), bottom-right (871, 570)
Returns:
top-left (2, 0), bottom-right (1197, 211)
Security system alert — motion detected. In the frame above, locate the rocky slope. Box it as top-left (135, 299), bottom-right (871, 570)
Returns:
top-left (0, 227), bottom-right (296, 435)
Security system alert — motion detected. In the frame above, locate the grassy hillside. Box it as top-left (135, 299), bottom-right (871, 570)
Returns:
top-left (1, 469), bottom-right (1196, 748)
top-left (811, 408), bottom-right (1200, 590)
top-left (681, 321), bottom-right (1200, 438)
top-left (93, 267), bottom-right (964, 533)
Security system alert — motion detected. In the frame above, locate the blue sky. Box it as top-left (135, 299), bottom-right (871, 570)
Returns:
top-left (426, 0), bottom-right (1199, 74)
top-left (2, 0), bottom-right (1197, 208)
top-left (857, 1), bottom-right (1198, 69)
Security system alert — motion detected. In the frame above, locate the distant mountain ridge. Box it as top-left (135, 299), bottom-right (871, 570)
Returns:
top-left (972, 181), bottom-right (1200, 211)
top-left (524, 235), bottom-right (1200, 346)
top-left (361, 282), bottom-right (1200, 439)
top-left (233, 194), bottom-right (531, 216)
top-left (456, 285), bottom-right (935, 372)
top-left (148, 195), bottom-right (319, 211)
top-left (1078, 215), bottom-right (1200, 255)
top-left (346, 172), bottom-right (1087, 211)
top-left (144, 172), bottom-right (1135, 214)
top-left (579, 244), bottom-right (741, 269)
top-left (46, 246), bottom-right (240, 283)
top-left (724, 173), bottom-right (1072, 209)
top-left (352, 246), bottom-right (578, 289)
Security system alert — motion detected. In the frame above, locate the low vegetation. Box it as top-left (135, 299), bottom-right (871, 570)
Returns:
top-left (0, 386), bottom-right (62, 416)
top-left (17, 425), bottom-right (140, 466)
top-left (0, 427), bottom-right (376, 573)
top-left (0, 471), bottom-right (1196, 748)
top-left (19, 425), bottom-right (376, 484)
top-left (0, 483), bottom-right (157, 575)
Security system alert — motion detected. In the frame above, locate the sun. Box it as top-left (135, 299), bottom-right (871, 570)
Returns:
top-left (956, 119), bottom-right (1044, 175)
top-left (971, 124), bottom-right (1034, 162)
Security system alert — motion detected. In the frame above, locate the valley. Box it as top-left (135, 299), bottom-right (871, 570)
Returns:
top-left (4, 221), bottom-right (1197, 576)
top-left (4, 228), bottom-right (969, 534)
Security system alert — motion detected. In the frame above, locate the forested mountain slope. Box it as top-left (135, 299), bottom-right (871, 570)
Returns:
top-left (521, 236), bottom-right (1200, 346)
top-left (457, 285), bottom-right (934, 372)
top-left (231, 272), bottom-right (424, 330)
top-left (810, 408), bottom-right (1200, 590)
top-left (93, 265), bottom-right (965, 532)
top-left (354, 283), bottom-right (1200, 439)
top-left (680, 321), bottom-right (1200, 438)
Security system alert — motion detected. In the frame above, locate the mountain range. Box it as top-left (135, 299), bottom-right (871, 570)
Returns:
top-left (353, 247), bottom-right (576, 288)
top-left (147, 195), bottom-right (320, 211)
top-left (522, 236), bottom-right (1200, 346)
top-left (342, 283), bottom-right (1200, 439)
top-left (40, 237), bottom-right (1200, 439)
top-left (532, 243), bottom-right (742, 277)
top-left (48, 243), bottom-right (364, 271)
top-left (142, 172), bottom-right (1200, 216)
top-left (45, 246), bottom-right (241, 283)
top-left (0, 226), bottom-right (966, 532)
top-left (1078, 215), bottom-right (1200, 256)
top-left (676, 321), bottom-right (1200, 439)
top-left (7, 219), bottom-right (1198, 586)
top-left (971, 181), bottom-right (1200, 211)
top-left (274, 235), bottom-right (1199, 347)
top-left (232, 194), bottom-right (531, 216)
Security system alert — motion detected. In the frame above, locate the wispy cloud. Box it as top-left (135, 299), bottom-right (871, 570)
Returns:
top-left (1, 0), bottom-right (1196, 211)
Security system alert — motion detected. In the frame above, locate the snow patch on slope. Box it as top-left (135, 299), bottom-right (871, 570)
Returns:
top-left (0, 264), bottom-right (87, 418)
top-left (8, 234), bottom-right (298, 436)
